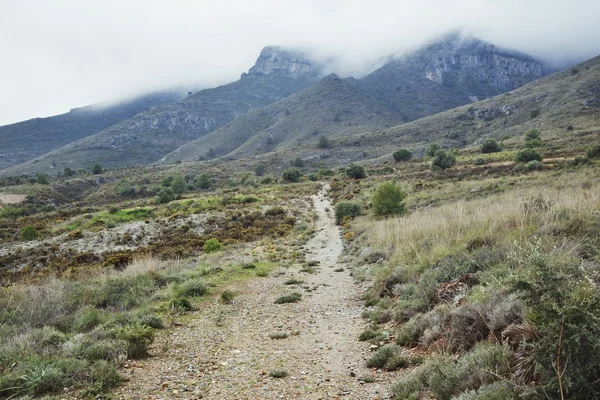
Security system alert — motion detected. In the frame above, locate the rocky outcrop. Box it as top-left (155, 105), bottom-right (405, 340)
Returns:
top-left (243, 46), bottom-right (321, 79)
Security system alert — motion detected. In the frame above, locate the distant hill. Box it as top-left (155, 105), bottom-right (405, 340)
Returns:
top-left (351, 33), bottom-right (552, 122)
top-left (0, 46), bottom-right (323, 175)
top-left (0, 91), bottom-right (185, 170)
top-left (161, 74), bottom-right (402, 163)
top-left (2, 34), bottom-right (553, 175)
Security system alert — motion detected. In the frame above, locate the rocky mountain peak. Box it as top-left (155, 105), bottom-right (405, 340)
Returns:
top-left (319, 73), bottom-right (342, 83)
top-left (242, 46), bottom-right (321, 80)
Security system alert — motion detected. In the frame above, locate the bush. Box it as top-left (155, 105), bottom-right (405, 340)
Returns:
top-left (92, 163), bottom-right (103, 175)
top-left (474, 157), bottom-right (487, 165)
top-left (254, 163), bottom-right (266, 176)
top-left (203, 238), bottom-right (222, 253)
top-left (425, 143), bottom-right (440, 157)
top-left (481, 139), bottom-right (502, 154)
top-left (586, 142), bottom-right (600, 159)
top-left (346, 164), bottom-right (366, 179)
top-left (196, 173), bottom-right (211, 189)
top-left (393, 149), bottom-right (413, 162)
top-left (317, 135), bottom-right (330, 149)
top-left (530, 109), bottom-right (540, 118)
top-left (274, 292), bottom-right (302, 304)
top-left (282, 168), bottom-right (302, 183)
top-left (170, 175), bottom-right (186, 194)
top-left (176, 278), bottom-right (207, 297)
top-left (35, 173), bottom-right (49, 184)
top-left (63, 167), bottom-right (74, 177)
top-left (292, 157), bottom-right (304, 167)
top-left (220, 290), bottom-right (235, 304)
top-left (366, 345), bottom-right (410, 370)
top-left (372, 181), bottom-right (406, 217)
top-left (112, 324), bottom-right (155, 358)
top-left (524, 129), bottom-right (542, 148)
top-left (155, 187), bottom-right (175, 204)
top-left (515, 148), bottom-right (543, 163)
top-left (334, 201), bottom-right (362, 224)
top-left (526, 160), bottom-right (543, 171)
top-left (431, 150), bottom-right (457, 170)
top-left (20, 225), bottom-right (39, 241)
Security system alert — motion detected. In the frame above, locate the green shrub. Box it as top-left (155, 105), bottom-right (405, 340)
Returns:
top-left (292, 157), bottom-right (304, 167)
top-left (63, 167), bottom-right (74, 177)
top-left (474, 157), bottom-right (487, 165)
top-left (515, 148), bottom-right (543, 163)
top-left (526, 160), bottom-right (543, 171)
top-left (176, 278), bottom-right (207, 297)
top-left (282, 168), bottom-right (302, 183)
top-left (586, 142), bottom-right (600, 158)
top-left (524, 129), bottom-right (542, 147)
top-left (530, 109), bottom-right (540, 118)
top-left (254, 163), bottom-right (266, 176)
top-left (392, 369), bottom-right (426, 400)
top-left (89, 360), bottom-right (121, 392)
top-left (112, 324), bottom-right (155, 358)
top-left (334, 201), bottom-right (362, 224)
top-left (92, 163), bottom-right (103, 174)
top-left (317, 135), bottom-right (330, 149)
top-left (220, 290), bottom-right (235, 304)
top-left (425, 143), bottom-right (440, 157)
top-left (20, 225), bottom-right (39, 241)
top-left (431, 150), bottom-right (456, 170)
top-left (372, 181), bottom-right (406, 217)
top-left (308, 173), bottom-right (318, 181)
top-left (274, 292), bottom-right (302, 304)
top-left (155, 187), bottom-right (175, 204)
top-left (35, 173), bottom-right (49, 184)
top-left (572, 155), bottom-right (590, 165)
top-left (260, 175), bottom-right (275, 184)
top-left (75, 307), bottom-right (105, 332)
top-left (366, 345), bottom-right (409, 370)
top-left (170, 175), bottom-right (186, 194)
top-left (202, 238), bottom-right (222, 253)
top-left (452, 382), bottom-right (520, 400)
top-left (346, 164), bottom-right (367, 179)
top-left (393, 149), bottom-right (413, 162)
top-left (480, 139), bottom-right (501, 154)
top-left (269, 370), bottom-right (288, 378)
top-left (169, 297), bottom-right (193, 311)
top-left (196, 173), bottom-right (211, 189)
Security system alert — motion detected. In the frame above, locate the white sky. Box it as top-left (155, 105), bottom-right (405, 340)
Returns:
top-left (1, 0), bottom-right (599, 125)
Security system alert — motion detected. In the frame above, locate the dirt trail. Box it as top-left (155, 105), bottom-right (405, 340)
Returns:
top-left (116, 184), bottom-right (395, 399)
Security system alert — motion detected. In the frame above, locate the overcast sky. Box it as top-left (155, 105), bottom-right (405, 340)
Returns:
top-left (1, 0), bottom-right (599, 126)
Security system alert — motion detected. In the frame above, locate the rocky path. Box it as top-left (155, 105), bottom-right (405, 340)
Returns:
top-left (115, 184), bottom-right (396, 399)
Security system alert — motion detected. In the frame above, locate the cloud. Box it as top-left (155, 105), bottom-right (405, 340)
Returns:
top-left (1, 0), bottom-right (599, 125)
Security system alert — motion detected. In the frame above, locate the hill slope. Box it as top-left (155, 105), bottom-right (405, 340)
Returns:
top-left (162, 74), bottom-right (403, 163)
top-left (0, 91), bottom-right (185, 170)
top-left (0, 46), bottom-right (322, 175)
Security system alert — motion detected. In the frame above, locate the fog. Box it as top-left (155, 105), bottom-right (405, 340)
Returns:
top-left (1, 0), bottom-right (599, 125)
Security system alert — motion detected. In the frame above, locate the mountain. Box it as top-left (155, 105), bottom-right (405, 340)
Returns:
top-left (2, 34), bottom-right (552, 175)
top-left (163, 35), bottom-right (550, 164)
top-left (352, 33), bottom-right (550, 122)
top-left (161, 73), bottom-right (402, 163)
top-left (0, 46), bottom-right (323, 176)
top-left (0, 91), bottom-right (185, 170)
top-left (240, 54), bottom-right (600, 168)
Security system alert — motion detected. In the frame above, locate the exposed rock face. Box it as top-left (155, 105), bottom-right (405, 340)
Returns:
top-left (244, 46), bottom-right (321, 79)
top-left (422, 36), bottom-right (544, 95)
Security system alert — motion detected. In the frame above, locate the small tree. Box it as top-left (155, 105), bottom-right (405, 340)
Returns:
top-left (346, 164), bottom-right (366, 179)
top-left (254, 163), bottom-right (266, 176)
top-left (425, 143), bottom-right (440, 157)
top-left (171, 175), bottom-right (186, 194)
top-left (431, 150), bottom-right (457, 170)
top-left (317, 135), bottom-right (331, 149)
top-left (372, 181), bottom-right (406, 217)
top-left (63, 167), bottom-right (74, 177)
top-left (334, 201), bottom-right (362, 224)
top-left (203, 238), bottom-right (222, 253)
top-left (155, 187), bottom-right (175, 204)
top-left (282, 168), bottom-right (302, 183)
top-left (196, 173), bottom-right (211, 189)
top-left (525, 129), bottom-right (542, 148)
top-left (20, 226), bottom-right (39, 241)
top-left (393, 149), bottom-right (412, 162)
top-left (35, 173), bottom-right (49, 184)
top-left (516, 148), bottom-right (543, 163)
top-left (92, 163), bottom-right (103, 175)
top-left (481, 138), bottom-right (502, 154)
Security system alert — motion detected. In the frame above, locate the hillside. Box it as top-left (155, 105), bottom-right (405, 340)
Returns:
top-left (0, 46), bottom-right (323, 176)
top-left (225, 54), bottom-right (599, 171)
top-left (0, 90), bottom-right (185, 170)
top-left (162, 74), bottom-right (403, 163)
top-left (2, 35), bottom-right (551, 175)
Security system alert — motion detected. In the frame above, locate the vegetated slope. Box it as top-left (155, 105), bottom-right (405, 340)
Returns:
top-left (162, 74), bottom-right (403, 163)
top-left (242, 54), bottom-right (599, 169)
top-left (0, 46), bottom-right (322, 176)
top-left (351, 32), bottom-right (551, 122)
top-left (0, 90), bottom-right (185, 170)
